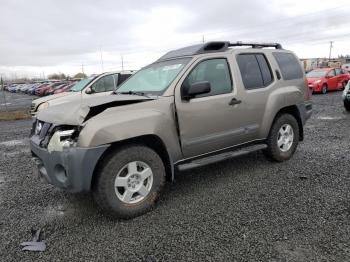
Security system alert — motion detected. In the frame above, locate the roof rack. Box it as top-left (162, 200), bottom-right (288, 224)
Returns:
top-left (157, 41), bottom-right (283, 61)
top-left (228, 41), bottom-right (282, 49)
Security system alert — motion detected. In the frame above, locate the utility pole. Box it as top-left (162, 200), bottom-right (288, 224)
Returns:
top-left (81, 63), bottom-right (85, 75)
top-left (1, 76), bottom-right (8, 112)
top-left (329, 41), bottom-right (333, 60)
top-left (121, 55), bottom-right (124, 71)
top-left (202, 35), bottom-right (205, 43)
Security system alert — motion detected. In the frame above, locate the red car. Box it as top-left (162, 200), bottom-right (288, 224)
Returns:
top-left (54, 83), bottom-right (75, 94)
top-left (306, 68), bottom-right (349, 94)
top-left (35, 82), bottom-right (63, 96)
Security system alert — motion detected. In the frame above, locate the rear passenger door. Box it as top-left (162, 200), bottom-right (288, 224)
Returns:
top-left (327, 69), bottom-right (338, 90)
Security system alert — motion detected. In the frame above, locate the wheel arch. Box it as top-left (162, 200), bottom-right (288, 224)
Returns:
top-left (270, 105), bottom-right (304, 141)
top-left (91, 134), bottom-right (174, 190)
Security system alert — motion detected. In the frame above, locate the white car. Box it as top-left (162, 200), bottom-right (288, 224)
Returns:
top-left (31, 71), bottom-right (134, 115)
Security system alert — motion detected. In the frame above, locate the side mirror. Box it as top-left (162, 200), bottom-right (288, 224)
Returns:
top-left (85, 87), bottom-right (94, 94)
top-left (182, 81), bottom-right (211, 100)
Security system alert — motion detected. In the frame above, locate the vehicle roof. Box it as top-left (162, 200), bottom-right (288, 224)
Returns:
top-left (157, 41), bottom-right (284, 62)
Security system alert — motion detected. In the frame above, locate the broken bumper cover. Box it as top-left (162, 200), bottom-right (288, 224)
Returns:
top-left (30, 136), bottom-right (109, 192)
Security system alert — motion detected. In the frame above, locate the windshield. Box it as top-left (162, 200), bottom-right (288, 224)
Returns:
top-left (116, 58), bottom-right (191, 95)
top-left (306, 71), bottom-right (327, 78)
top-left (70, 76), bottom-right (95, 92)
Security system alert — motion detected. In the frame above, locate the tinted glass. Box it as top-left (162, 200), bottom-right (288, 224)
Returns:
top-left (256, 54), bottom-right (273, 86)
top-left (236, 54), bottom-right (263, 89)
top-left (92, 75), bottom-right (115, 92)
top-left (184, 58), bottom-right (232, 97)
top-left (273, 52), bottom-right (303, 80)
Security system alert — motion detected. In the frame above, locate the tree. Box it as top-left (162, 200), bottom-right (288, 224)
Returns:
top-left (73, 72), bottom-right (87, 79)
top-left (48, 73), bottom-right (67, 80)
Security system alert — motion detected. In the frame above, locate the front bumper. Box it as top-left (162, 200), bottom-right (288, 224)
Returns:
top-left (30, 136), bottom-right (109, 192)
top-left (308, 83), bottom-right (322, 92)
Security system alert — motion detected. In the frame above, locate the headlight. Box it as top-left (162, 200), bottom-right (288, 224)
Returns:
top-left (35, 121), bottom-right (43, 135)
top-left (47, 128), bottom-right (78, 153)
top-left (313, 80), bottom-right (321, 84)
top-left (37, 102), bottom-right (49, 111)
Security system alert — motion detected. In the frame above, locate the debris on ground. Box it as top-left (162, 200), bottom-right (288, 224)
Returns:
top-left (20, 228), bottom-right (46, 252)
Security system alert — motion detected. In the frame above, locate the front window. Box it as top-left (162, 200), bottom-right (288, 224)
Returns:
top-left (306, 71), bottom-right (327, 78)
top-left (116, 58), bottom-right (191, 95)
top-left (70, 76), bottom-right (95, 92)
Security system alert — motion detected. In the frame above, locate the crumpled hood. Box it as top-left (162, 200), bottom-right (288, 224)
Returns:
top-left (36, 94), bottom-right (154, 125)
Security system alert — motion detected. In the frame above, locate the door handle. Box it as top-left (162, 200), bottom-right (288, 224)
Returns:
top-left (229, 98), bottom-right (242, 106)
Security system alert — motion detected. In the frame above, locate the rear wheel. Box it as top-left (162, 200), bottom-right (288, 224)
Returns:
top-left (322, 84), bottom-right (327, 94)
top-left (342, 81), bottom-right (347, 90)
top-left (264, 114), bottom-right (299, 162)
top-left (93, 145), bottom-right (165, 219)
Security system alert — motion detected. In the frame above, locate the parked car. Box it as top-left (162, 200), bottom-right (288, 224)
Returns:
top-left (30, 41), bottom-right (312, 219)
top-left (35, 82), bottom-right (64, 96)
top-left (54, 83), bottom-right (75, 94)
top-left (30, 71), bottom-right (134, 115)
top-left (306, 68), bottom-right (349, 94)
top-left (342, 81), bottom-right (350, 111)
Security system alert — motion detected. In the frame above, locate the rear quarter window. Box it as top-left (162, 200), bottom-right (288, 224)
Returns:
top-left (273, 52), bottom-right (303, 80)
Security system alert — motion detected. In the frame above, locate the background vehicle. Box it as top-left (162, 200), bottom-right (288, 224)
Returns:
top-left (31, 41), bottom-right (312, 219)
top-left (306, 68), bottom-right (349, 94)
top-left (30, 71), bottom-right (134, 115)
top-left (342, 81), bottom-right (350, 111)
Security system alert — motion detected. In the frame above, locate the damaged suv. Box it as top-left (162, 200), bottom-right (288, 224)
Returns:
top-left (30, 41), bottom-right (312, 218)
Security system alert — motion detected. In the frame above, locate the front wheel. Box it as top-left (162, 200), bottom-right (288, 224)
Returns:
top-left (264, 114), bottom-right (299, 162)
top-left (322, 84), bottom-right (327, 94)
top-left (93, 145), bottom-right (165, 219)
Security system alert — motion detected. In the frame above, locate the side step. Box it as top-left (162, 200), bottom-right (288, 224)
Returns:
top-left (176, 144), bottom-right (267, 171)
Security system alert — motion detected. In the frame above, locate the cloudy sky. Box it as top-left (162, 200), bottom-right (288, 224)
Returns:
top-left (1, 0), bottom-right (350, 79)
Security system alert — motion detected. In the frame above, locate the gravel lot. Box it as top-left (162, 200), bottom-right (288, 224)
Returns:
top-left (0, 91), bottom-right (34, 112)
top-left (0, 92), bottom-right (349, 261)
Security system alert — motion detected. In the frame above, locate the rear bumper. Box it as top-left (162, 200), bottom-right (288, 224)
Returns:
top-left (30, 137), bottom-right (109, 192)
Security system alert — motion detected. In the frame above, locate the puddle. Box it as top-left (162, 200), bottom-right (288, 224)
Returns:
top-left (317, 116), bottom-right (343, 120)
top-left (0, 139), bottom-right (27, 147)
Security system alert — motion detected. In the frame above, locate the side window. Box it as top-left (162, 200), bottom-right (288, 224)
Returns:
top-left (236, 54), bottom-right (264, 89)
top-left (91, 75), bottom-right (115, 93)
top-left (273, 52), bottom-right (303, 80)
top-left (335, 68), bottom-right (342, 75)
top-left (184, 58), bottom-right (232, 97)
top-left (117, 73), bottom-right (132, 86)
top-left (328, 69), bottom-right (335, 77)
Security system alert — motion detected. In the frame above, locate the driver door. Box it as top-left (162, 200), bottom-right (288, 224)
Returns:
top-left (175, 57), bottom-right (252, 158)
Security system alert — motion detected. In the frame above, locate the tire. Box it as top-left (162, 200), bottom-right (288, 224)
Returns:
top-left (264, 114), bottom-right (299, 162)
top-left (93, 145), bottom-right (165, 219)
top-left (345, 100), bottom-right (350, 112)
top-left (322, 84), bottom-right (327, 94)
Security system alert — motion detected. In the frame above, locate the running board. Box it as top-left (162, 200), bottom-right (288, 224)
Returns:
top-left (176, 144), bottom-right (267, 171)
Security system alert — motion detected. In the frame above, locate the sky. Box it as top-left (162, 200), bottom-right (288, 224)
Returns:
top-left (0, 0), bottom-right (350, 79)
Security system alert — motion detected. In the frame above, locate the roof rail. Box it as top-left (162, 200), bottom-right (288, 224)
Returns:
top-left (228, 41), bottom-right (282, 49)
top-left (156, 41), bottom-right (283, 62)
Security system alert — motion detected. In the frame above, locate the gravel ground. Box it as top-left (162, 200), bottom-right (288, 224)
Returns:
top-left (0, 92), bottom-right (349, 261)
top-left (0, 91), bottom-right (34, 112)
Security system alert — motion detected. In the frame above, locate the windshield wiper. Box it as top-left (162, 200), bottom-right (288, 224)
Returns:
top-left (115, 91), bottom-right (151, 98)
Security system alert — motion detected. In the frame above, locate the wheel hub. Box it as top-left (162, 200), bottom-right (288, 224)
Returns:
top-left (277, 124), bottom-right (294, 152)
top-left (114, 161), bottom-right (153, 204)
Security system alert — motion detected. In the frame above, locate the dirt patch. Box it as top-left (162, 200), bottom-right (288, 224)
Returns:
top-left (0, 111), bottom-right (31, 121)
